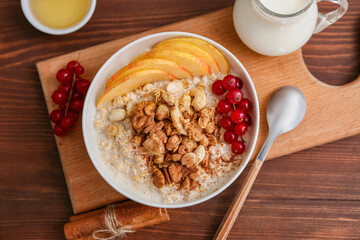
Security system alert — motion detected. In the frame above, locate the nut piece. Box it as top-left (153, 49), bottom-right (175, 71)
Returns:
top-left (156, 104), bottom-right (170, 120)
top-left (168, 163), bottom-right (183, 183)
top-left (167, 81), bottom-right (184, 93)
top-left (143, 133), bottom-right (165, 155)
top-left (109, 109), bottom-right (127, 122)
top-left (144, 121), bottom-right (164, 134)
top-left (198, 108), bottom-right (211, 129)
top-left (205, 121), bottom-right (216, 134)
top-left (181, 177), bottom-right (190, 189)
top-left (189, 87), bottom-right (207, 111)
top-left (187, 124), bottom-right (204, 142)
top-left (152, 166), bottom-right (165, 188)
top-left (166, 135), bottom-right (182, 152)
top-left (163, 121), bottom-right (173, 136)
top-left (126, 102), bottom-right (135, 117)
top-left (181, 153), bottom-right (197, 168)
top-left (152, 89), bottom-right (177, 106)
top-left (171, 154), bottom-right (183, 161)
top-left (178, 138), bottom-right (197, 154)
top-left (153, 155), bottom-right (164, 165)
top-left (194, 145), bottom-right (206, 165)
top-left (132, 134), bottom-right (146, 145)
top-left (162, 91), bottom-right (177, 106)
top-left (142, 117), bottom-right (156, 133)
top-left (131, 102), bottom-right (151, 132)
top-left (132, 115), bottom-right (147, 132)
top-left (155, 130), bottom-right (167, 144)
top-left (189, 172), bottom-right (199, 180)
top-left (179, 92), bottom-right (194, 119)
top-left (170, 106), bottom-right (187, 135)
top-left (163, 168), bottom-right (171, 184)
top-left (200, 135), bottom-right (209, 148)
top-left (144, 102), bottom-right (156, 116)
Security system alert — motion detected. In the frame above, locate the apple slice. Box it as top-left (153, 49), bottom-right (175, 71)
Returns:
top-left (154, 41), bottom-right (220, 73)
top-left (97, 69), bottom-right (175, 106)
top-left (105, 59), bottom-right (192, 89)
top-left (132, 49), bottom-right (210, 76)
top-left (158, 38), bottom-right (230, 74)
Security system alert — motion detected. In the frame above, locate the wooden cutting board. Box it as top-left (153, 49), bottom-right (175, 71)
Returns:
top-left (36, 7), bottom-right (360, 214)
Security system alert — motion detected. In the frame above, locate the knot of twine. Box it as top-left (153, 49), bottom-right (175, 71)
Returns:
top-left (92, 204), bottom-right (135, 240)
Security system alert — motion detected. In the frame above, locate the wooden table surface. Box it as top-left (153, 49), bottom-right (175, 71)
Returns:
top-left (0, 0), bottom-right (359, 239)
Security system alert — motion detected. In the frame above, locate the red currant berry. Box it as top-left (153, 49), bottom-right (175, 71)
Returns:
top-left (50, 109), bottom-right (64, 124)
top-left (67, 111), bottom-right (78, 121)
top-left (59, 103), bottom-right (68, 111)
top-left (212, 80), bottom-right (226, 95)
top-left (236, 98), bottom-right (252, 112)
top-left (227, 88), bottom-right (243, 104)
top-left (58, 83), bottom-right (72, 94)
top-left (75, 64), bottom-right (84, 75)
top-left (224, 129), bottom-right (238, 144)
top-left (67, 60), bottom-right (78, 72)
top-left (235, 76), bottom-right (243, 89)
top-left (53, 124), bottom-right (67, 136)
top-left (75, 79), bottom-right (91, 95)
top-left (217, 99), bottom-right (232, 114)
top-left (243, 113), bottom-right (252, 126)
top-left (56, 69), bottom-right (72, 83)
top-left (235, 123), bottom-right (248, 136)
top-left (222, 75), bottom-right (238, 90)
top-left (232, 141), bottom-right (245, 155)
top-left (220, 116), bottom-right (235, 130)
top-left (60, 115), bottom-right (75, 131)
top-left (231, 109), bottom-right (246, 124)
top-left (69, 99), bottom-right (83, 112)
top-left (72, 92), bottom-right (82, 100)
top-left (52, 90), bottom-right (68, 104)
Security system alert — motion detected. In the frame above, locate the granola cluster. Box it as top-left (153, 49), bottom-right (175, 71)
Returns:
top-left (131, 83), bottom-right (221, 190)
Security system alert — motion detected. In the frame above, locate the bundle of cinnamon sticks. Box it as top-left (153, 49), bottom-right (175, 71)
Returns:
top-left (64, 201), bottom-right (170, 240)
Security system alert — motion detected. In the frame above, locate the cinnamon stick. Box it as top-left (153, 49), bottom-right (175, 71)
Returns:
top-left (64, 201), bottom-right (170, 240)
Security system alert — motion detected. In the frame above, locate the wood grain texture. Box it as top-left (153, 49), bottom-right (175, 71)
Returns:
top-left (37, 5), bottom-right (360, 215)
top-left (0, 0), bottom-right (359, 239)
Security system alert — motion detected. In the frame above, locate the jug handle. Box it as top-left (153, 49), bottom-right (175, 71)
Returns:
top-left (314, 0), bottom-right (348, 34)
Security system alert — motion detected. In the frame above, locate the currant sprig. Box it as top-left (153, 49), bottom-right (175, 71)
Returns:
top-left (212, 74), bottom-right (253, 155)
top-left (50, 56), bottom-right (91, 136)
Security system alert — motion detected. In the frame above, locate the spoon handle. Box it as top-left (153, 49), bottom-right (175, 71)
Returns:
top-left (213, 159), bottom-right (263, 240)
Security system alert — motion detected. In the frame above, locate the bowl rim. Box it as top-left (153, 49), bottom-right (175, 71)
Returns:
top-left (82, 31), bottom-right (260, 208)
top-left (20, 0), bottom-right (96, 35)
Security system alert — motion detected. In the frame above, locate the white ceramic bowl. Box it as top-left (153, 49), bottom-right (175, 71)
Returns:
top-left (83, 32), bottom-right (260, 208)
top-left (21, 0), bottom-right (96, 35)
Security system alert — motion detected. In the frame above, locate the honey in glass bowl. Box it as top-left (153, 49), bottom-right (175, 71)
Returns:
top-left (30, 0), bottom-right (91, 29)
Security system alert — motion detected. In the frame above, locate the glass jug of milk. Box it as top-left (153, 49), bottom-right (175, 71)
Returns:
top-left (233, 0), bottom-right (348, 56)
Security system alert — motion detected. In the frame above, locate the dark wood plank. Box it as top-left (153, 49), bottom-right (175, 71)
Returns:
top-left (0, 0), bottom-right (359, 239)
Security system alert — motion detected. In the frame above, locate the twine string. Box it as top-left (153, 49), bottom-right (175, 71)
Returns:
top-left (92, 204), bottom-right (135, 240)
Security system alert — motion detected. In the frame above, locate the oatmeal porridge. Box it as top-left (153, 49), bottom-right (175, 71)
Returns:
top-left (95, 73), bottom-right (251, 203)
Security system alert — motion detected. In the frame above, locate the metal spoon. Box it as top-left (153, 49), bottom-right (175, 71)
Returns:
top-left (213, 86), bottom-right (307, 240)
